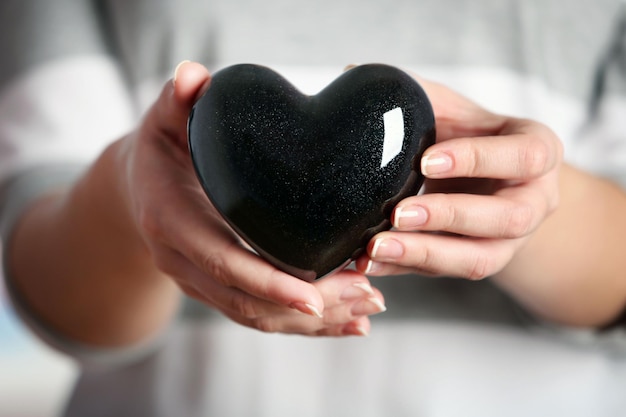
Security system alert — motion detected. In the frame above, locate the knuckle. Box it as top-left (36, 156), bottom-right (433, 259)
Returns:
top-left (465, 253), bottom-right (495, 281)
top-left (441, 200), bottom-right (461, 230)
top-left (198, 251), bottom-right (230, 284)
top-left (251, 316), bottom-right (279, 333)
top-left (467, 144), bottom-right (483, 177)
top-left (520, 138), bottom-right (549, 178)
top-left (227, 291), bottom-right (261, 320)
top-left (256, 269), bottom-right (281, 300)
top-left (413, 245), bottom-right (438, 273)
top-left (503, 203), bottom-right (534, 237)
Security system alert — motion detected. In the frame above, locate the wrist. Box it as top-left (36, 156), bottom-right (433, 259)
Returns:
top-left (69, 135), bottom-right (146, 255)
top-left (492, 165), bottom-right (626, 328)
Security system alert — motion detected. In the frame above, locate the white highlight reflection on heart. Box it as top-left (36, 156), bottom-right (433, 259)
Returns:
top-left (380, 107), bottom-right (405, 168)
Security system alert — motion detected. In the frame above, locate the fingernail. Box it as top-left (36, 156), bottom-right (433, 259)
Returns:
top-left (364, 259), bottom-right (383, 274)
top-left (344, 323), bottom-right (370, 337)
top-left (393, 205), bottom-right (428, 229)
top-left (371, 238), bottom-right (404, 260)
top-left (352, 297), bottom-right (387, 316)
top-left (290, 302), bottom-right (323, 318)
top-left (343, 63), bottom-right (360, 72)
top-left (353, 325), bottom-right (370, 336)
top-left (421, 152), bottom-right (453, 176)
top-left (341, 282), bottom-right (375, 299)
top-left (173, 60), bottom-right (191, 86)
top-left (368, 297), bottom-right (387, 313)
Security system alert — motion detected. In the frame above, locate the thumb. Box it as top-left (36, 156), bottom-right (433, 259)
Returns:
top-left (172, 60), bottom-right (212, 104)
top-left (145, 61), bottom-right (211, 146)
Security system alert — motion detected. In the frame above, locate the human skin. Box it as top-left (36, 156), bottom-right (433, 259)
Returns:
top-left (355, 79), bottom-right (626, 327)
top-left (6, 62), bottom-right (383, 347)
top-left (6, 62), bottom-right (626, 350)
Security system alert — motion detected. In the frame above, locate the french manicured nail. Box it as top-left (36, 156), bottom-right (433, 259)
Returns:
top-left (173, 60), bottom-right (191, 85)
top-left (421, 152), bottom-right (453, 176)
top-left (290, 302), bottom-right (323, 318)
top-left (393, 205), bottom-right (428, 229)
top-left (353, 325), bottom-right (370, 336)
top-left (344, 323), bottom-right (370, 337)
top-left (371, 237), bottom-right (404, 259)
top-left (364, 259), bottom-right (383, 275)
top-left (367, 297), bottom-right (387, 313)
top-left (352, 297), bottom-right (387, 316)
top-left (341, 282), bottom-right (375, 299)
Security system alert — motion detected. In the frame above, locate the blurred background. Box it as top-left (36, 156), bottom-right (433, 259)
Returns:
top-left (0, 252), bottom-right (77, 417)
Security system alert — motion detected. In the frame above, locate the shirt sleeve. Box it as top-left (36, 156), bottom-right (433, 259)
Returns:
top-left (0, 167), bottom-right (169, 371)
top-left (566, 5), bottom-right (626, 189)
top-left (0, 0), bottom-right (157, 369)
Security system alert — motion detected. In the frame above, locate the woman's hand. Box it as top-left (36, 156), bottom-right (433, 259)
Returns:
top-left (119, 62), bottom-right (385, 336)
top-left (355, 78), bottom-right (563, 280)
top-left (354, 76), bottom-right (626, 328)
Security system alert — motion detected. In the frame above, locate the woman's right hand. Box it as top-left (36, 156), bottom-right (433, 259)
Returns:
top-left (118, 61), bottom-right (386, 336)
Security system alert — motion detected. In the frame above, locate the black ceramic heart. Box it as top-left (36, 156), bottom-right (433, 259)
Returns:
top-left (188, 64), bottom-right (435, 281)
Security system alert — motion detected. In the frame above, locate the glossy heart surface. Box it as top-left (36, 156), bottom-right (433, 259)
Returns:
top-left (188, 64), bottom-right (435, 281)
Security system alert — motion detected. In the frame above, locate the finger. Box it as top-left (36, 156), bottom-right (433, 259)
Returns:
top-left (391, 180), bottom-right (556, 238)
top-left (144, 61), bottom-right (211, 146)
top-left (190, 258), bottom-right (386, 328)
top-left (172, 60), bottom-right (212, 103)
top-left (135, 146), bottom-right (327, 317)
top-left (317, 285), bottom-right (386, 324)
top-left (420, 121), bottom-right (562, 180)
top-left (217, 290), bottom-right (382, 335)
top-left (355, 232), bottom-right (517, 280)
top-left (174, 219), bottom-right (325, 314)
top-left (153, 227), bottom-right (384, 335)
top-left (153, 244), bottom-right (311, 322)
top-left (342, 316), bottom-right (372, 337)
top-left (170, 249), bottom-right (385, 334)
top-left (311, 269), bottom-right (377, 306)
top-left (187, 249), bottom-right (387, 325)
top-left (231, 290), bottom-right (385, 335)
top-left (314, 316), bottom-right (372, 337)
top-left (142, 196), bottom-right (328, 317)
top-left (176, 281), bottom-right (209, 303)
top-left (238, 272), bottom-right (386, 332)
top-left (184, 223), bottom-right (326, 314)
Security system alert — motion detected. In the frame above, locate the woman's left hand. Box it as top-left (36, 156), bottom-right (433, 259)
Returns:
top-left (356, 78), bottom-right (563, 280)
